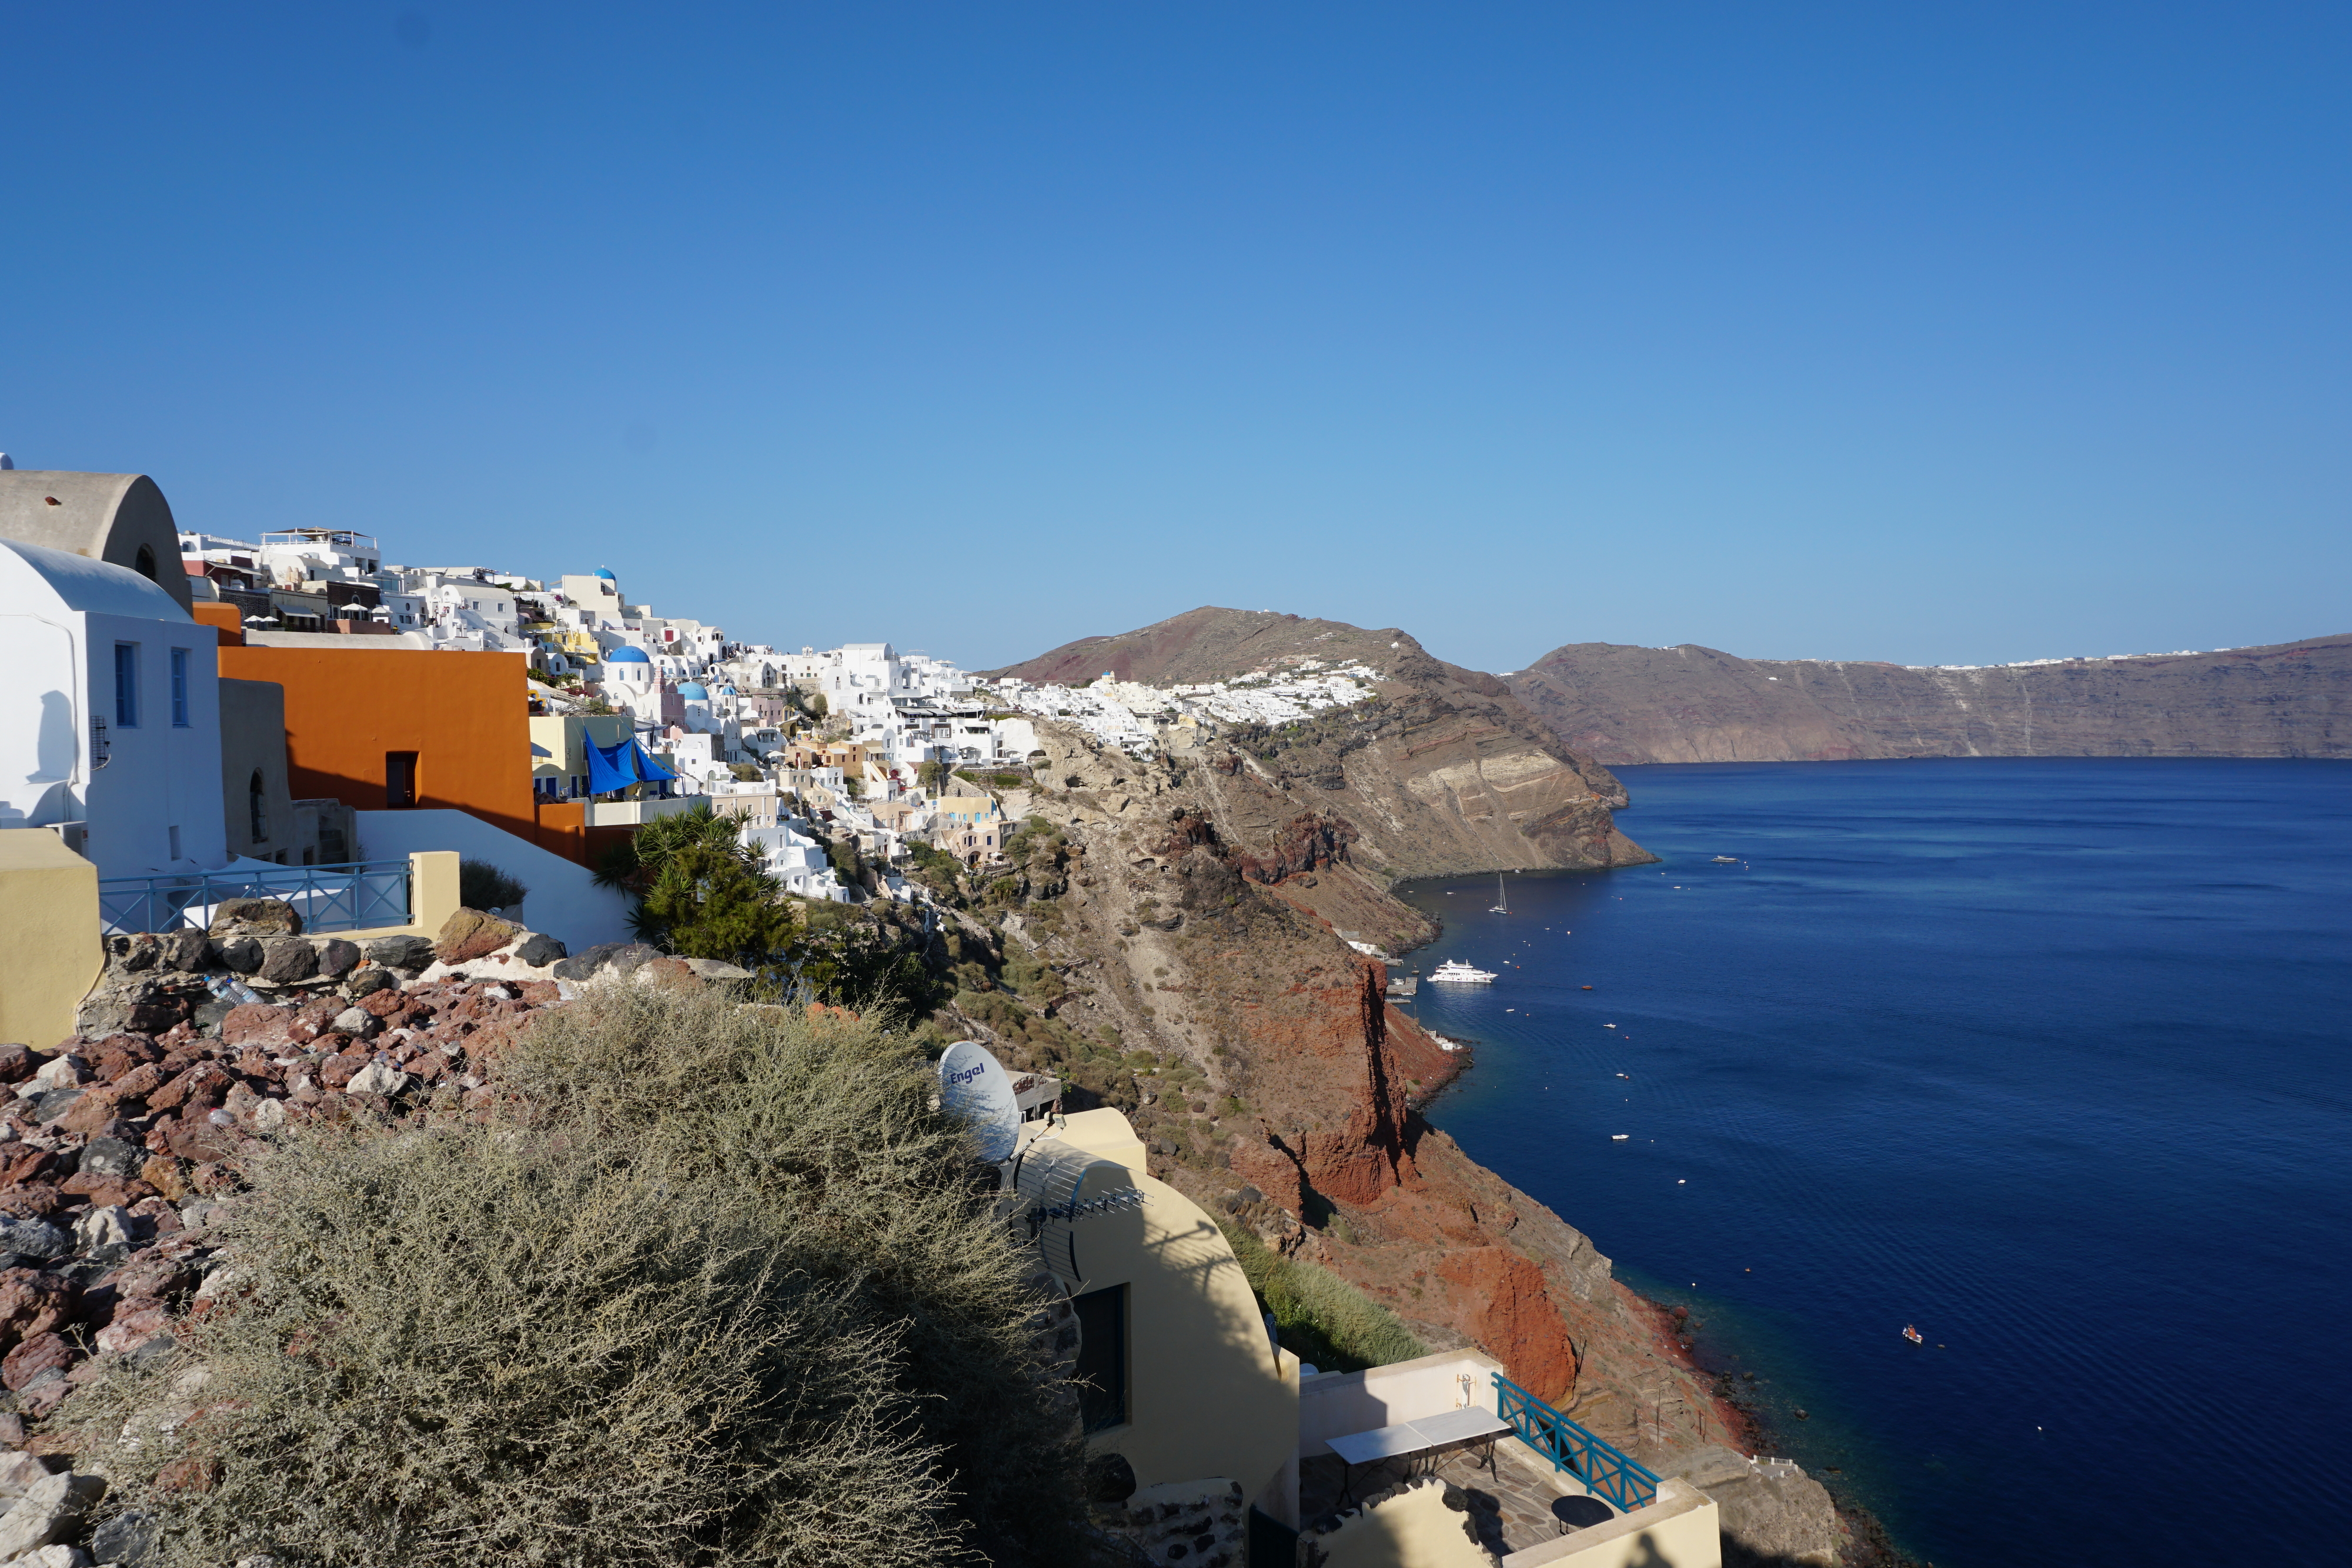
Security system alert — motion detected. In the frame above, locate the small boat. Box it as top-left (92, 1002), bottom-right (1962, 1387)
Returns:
top-left (1428, 959), bottom-right (1499, 984)
top-left (1611, 1134), bottom-right (1629, 1141)
top-left (1713, 855), bottom-right (1739, 864)
top-left (1902, 1325), bottom-right (1924, 1345)
top-left (1489, 873), bottom-right (1509, 914)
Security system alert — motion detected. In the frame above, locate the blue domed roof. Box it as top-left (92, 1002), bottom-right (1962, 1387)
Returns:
top-left (676, 681), bottom-right (709, 700)
top-left (713, 683), bottom-right (737, 695)
top-left (606, 645), bottom-right (650, 664)
top-left (594, 567), bottom-right (616, 580)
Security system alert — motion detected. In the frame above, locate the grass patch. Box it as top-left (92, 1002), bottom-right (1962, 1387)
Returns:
top-left (1215, 1218), bottom-right (1426, 1373)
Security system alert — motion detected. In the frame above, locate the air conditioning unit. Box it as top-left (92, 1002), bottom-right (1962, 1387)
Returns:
top-left (49, 821), bottom-right (89, 858)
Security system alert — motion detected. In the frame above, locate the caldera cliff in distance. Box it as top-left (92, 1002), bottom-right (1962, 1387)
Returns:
top-left (1505, 632), bottom-right (2352, 765)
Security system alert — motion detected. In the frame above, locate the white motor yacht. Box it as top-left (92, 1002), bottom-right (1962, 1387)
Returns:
top-left (1427, 959), bottom-right (1498, 984)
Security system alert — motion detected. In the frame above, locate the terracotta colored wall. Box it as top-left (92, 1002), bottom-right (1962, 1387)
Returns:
top-left (217, 644), bottom-right (536, 847)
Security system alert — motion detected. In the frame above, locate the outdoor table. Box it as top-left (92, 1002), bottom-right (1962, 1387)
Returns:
top-left (1327, 1408), bottom-right (1514, 1503)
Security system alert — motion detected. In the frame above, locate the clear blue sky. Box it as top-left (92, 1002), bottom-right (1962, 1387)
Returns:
top-left (6, 4), bottom-right (2347, 672)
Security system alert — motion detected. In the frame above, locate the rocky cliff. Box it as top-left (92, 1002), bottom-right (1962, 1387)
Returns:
top-left (988, 607), bottom-right (1651, 875)
top-left (922, 610), bottom-right (1857, 1547)
top-left (1505, 633), bottom-right (2352, 764)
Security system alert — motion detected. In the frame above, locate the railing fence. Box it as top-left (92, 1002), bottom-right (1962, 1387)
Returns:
top-left (1493, 1372), bottom-right (1664, 1512)
top-left (98, 860), bottom-right (412, 937)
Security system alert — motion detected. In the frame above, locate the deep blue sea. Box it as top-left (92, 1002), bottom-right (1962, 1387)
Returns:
top-left (1400, 758), bottom-right (2351, 1568)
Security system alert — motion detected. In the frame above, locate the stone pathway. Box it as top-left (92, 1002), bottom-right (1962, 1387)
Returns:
top-left (1302, 1439), bottom-right (1615, 1559)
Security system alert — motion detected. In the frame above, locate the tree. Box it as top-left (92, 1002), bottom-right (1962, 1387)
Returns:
top-left (639, 841), bottom-right (798, 964)
top-left (841, 773), bottom-right (865, 799)
top-left (806, 691), bottom-right (828, 719)
top-left (917, 759), bottom-right (951, 795)
top-left (597, 805), bottom-right (796, 964)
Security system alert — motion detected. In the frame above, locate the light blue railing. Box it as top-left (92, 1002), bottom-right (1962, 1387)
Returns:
top-left (98, 860), bottom-right (412, 937)
top-left (1494, 1373), bottom-right (1663, 1512)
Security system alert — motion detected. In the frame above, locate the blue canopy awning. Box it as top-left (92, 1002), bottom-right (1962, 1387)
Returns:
top-left (586, 738), bottom-right (678, 795)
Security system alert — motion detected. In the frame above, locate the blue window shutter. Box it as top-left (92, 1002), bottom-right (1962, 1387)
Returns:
top-left (114, 644), bottom-right (139, 727)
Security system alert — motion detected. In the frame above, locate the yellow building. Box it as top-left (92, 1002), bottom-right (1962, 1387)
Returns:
top-left (529, 713), bottom-right (633, 801)
top-left (1017, 1109), bottom-right (1301, 1536)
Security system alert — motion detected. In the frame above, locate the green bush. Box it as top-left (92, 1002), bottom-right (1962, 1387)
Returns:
top-left (76, 990), bottom-right (1097, 1568)
top-left (457, 858), bottom-right (527, 911)
top-left (1217, 1218), bottom-right (1426, 1373)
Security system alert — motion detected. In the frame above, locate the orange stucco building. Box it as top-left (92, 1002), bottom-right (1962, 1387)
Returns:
top-left (201, 603), bottom-right (541, 850)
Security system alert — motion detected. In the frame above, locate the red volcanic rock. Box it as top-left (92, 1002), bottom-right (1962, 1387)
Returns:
top-left (359, 987), bottom-right (409, 1018)
top-left (0, 1046), bottom-right (31, 1084)
top-left (1434, 1247), bottom-right (1579, 1403)
top-left (317, 1053), bottom-right (369, 1091)
top-left (436, 909), bottom-right (519, 965)
top-left (1, 1330), bottom-right (75, 1391)
top-left (0, 1151), bottom-right (60, 1189)
top-left (96, 1298), bottom-right (174, 1356)
top-left (149, 1062), bottom-right (231, 1114)
top-left (0, 1185), bottom-right (67, 1220)
top-left (0, 1270), bottom-right (74, 1356)
top-left (219, 1004), bottom-right (296, 1049)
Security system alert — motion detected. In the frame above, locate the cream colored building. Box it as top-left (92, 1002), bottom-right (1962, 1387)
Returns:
top-left (1019, 1108), bottom-right (1302, 1530)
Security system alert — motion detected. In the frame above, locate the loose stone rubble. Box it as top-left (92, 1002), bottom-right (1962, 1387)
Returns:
top-left (0, 903), bottom-right (726, 1567)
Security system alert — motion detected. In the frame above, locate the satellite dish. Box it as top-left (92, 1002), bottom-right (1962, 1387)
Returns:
top-left (937, 1041), bottom-right (1021, 1163)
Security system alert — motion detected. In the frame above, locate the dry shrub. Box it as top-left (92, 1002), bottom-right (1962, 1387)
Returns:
top-left (75, 989), bottom-right (1094, 1567)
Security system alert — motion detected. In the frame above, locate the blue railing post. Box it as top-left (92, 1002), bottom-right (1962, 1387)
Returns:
top-left (1491, 1372), bottom-right (1662, 1512)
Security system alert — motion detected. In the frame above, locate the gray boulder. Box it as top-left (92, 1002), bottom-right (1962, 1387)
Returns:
top-left (89, 1510), bottom-right (158, 1567)
top-left (330, 1007), bottom-right (379, 1039)
top-left (551, 942), bottom-right (662, 981)
top-left (315, 938), bottom-right (362, 978)
top-left (216, 936), bottom-right (264, 974)
top-left (0, 1215), bottom-right (68, 1261)
top-left (344, 967), bottom-right (395, 999)
top-left (256, 937), bottom-right (319, 985)
top-left (208, 897), bottom-right (302, 938)
top-left (365, 934), bottom-right (436, 971)
top-left (513, 932), bottom-right (567, 967)
top-left (158, 928), bottom-right (214, 972)
top-left (78, 1136), bottom-right (144, 1180)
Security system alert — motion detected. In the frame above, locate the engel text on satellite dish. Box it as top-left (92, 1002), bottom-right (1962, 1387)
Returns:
top-left (936, 1041), bottom-right (1021, 1163)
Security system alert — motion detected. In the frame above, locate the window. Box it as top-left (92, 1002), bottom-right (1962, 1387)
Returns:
top-left (170, 648), bottom-right (191, 727)
top-left (386, 751), bottom-right (420, 808)
top-left (1072, 1285), bottom-right (1128, 1433)
top-left (133, 544), bottom-right (157, 581)
top-left (113, 643), bottom-right (139, 727)
top-left (249, 771), bottom-right (269, 845)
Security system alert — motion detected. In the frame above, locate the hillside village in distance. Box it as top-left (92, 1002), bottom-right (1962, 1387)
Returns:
top-left (177, 513), bottom-right (1389, 902)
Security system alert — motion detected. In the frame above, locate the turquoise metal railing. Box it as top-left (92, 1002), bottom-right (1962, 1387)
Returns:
top-left (98, 860), bottom-right (412, 937)
top-left (1494, 1372), bottom-right (1663, 1512)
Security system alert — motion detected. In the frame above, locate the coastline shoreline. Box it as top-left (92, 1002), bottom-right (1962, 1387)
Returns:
top-left (1394, 869), bottom-right (1926, 1567)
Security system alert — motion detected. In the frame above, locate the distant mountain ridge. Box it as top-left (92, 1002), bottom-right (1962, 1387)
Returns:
top-left (1504, 633), bottom-right (2352, 764)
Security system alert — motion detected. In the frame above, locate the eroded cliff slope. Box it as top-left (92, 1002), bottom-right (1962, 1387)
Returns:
top-left (1507, 633), bottom-right (2352, 764)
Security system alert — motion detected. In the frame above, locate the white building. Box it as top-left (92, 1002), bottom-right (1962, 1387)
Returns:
top-left (0, 539), bottom-right (228, 880)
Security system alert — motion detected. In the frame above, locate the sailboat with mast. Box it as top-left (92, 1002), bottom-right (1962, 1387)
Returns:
top-left (1489, 873), bottom-right (1509, 914)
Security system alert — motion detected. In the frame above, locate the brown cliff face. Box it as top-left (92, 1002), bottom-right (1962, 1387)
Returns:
top-left (1508, 633), bottom-right (2352, 764)
top-left (948, 688), bottom-right (1728, 1454)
